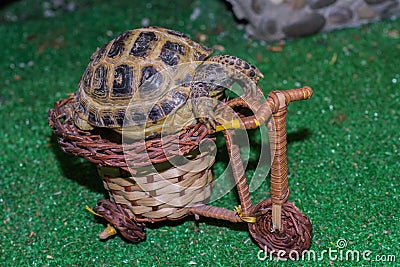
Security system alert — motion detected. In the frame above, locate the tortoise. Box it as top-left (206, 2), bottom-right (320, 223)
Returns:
top-left (70, 26), bottom-right (263, 139)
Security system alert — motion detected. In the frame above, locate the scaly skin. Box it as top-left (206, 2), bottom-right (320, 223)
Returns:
top-left (190, 55), bottom-right (263, 128)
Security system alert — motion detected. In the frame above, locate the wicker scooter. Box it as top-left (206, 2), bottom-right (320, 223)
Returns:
top-left (49, 86), bottom-right (313, 258)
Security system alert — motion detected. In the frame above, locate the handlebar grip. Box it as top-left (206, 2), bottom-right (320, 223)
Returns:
top-left (285, 86), bottom-right (313, 102)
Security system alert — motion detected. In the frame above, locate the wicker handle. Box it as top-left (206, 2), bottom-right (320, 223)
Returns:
top-left (223, 87), bottom-right (313, 230)
top-left (217, 86), bottom-right (312, 131)
top-left (283, 86), bottom-right (313, 103)
top-left (213, 87), bottom-right (313, 227)
top-left (267, 87), bottom-right (313, 232)
top-left (257, 86), bottom-right (313, 126)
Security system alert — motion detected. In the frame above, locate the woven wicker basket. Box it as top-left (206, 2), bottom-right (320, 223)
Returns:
top-left (98, 146), bottom-right (215, 221)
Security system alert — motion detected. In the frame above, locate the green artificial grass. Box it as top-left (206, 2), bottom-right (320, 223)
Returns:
top-left (1, 0), bottom-right (399, 266)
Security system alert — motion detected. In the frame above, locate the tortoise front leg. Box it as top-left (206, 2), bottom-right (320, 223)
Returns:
top-left (190, 82), bottom-right (218, 129)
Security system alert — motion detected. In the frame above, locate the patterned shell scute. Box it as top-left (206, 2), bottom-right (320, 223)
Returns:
top-left (76, 26), bottom-right (213, 128)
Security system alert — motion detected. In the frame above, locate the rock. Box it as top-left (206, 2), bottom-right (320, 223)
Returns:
top-left (357, 4), bottom-right (376, 20)
top-left (328, 6), bottom-right (353, 24)
top-left (381, 2), bottom-right (400, 18)
top-left (290, 0), bottom-right (307, 10)
top-left (364, 0), bottom-right (388, 5)
top-left (252, 0), bottom-right (267, 14)
top-left (226, 0), bottom-right (248, 21)
top-left (226, 0), bottom-right (400, 41)
top-left (260, 19), bottom-right (278, 35)
top-left (282, 13), bottom-right (326, 37)
top-left (309, 0), bottom-right (337, 10)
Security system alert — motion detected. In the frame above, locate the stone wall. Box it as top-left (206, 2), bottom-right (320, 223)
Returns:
top-left (227, 0), bottom-right (400, 41)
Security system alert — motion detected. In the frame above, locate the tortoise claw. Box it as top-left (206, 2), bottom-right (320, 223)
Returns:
top-left (198, 117), bottom-right (217, 131)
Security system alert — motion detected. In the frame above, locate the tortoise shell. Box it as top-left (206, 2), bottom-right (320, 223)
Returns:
top-left (73, 26), bottom-right (213, 129)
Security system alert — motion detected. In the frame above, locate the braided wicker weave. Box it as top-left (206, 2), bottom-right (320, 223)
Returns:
top-left (49, 86), bottom-right (314, 258)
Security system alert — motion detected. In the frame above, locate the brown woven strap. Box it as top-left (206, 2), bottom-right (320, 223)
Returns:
top-left (224, 129), bottom-right (253, 216)
top-left (190, 205), bottom-right (242, 223)
top-left (94, 199), bottom-right (146, 242)
top-left (48, 95), bottom-right (213, 171)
